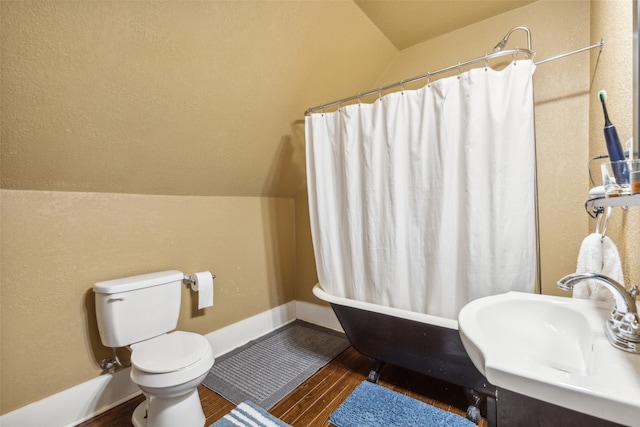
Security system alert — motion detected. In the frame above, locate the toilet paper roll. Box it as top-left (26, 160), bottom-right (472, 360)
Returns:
top-left (191, 271), bottom-right (214, 309)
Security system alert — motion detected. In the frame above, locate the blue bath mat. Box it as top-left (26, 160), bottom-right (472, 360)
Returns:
top-left (210, 400), bottom-right (291, 427)
top-left (330, 381), bottom-right (476, 427)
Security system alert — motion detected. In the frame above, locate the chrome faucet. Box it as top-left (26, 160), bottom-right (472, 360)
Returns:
top-left (558, 273), bottom-right (640, 354)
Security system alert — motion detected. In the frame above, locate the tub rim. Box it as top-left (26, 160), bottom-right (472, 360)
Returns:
top-left (312, 283), bottom-right (459, 330)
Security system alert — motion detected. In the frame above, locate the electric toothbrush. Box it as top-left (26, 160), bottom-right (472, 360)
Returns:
top-left (598, 90), bottom-right (627, 183)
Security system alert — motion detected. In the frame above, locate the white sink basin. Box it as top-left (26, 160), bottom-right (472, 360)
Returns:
top-left (458, 292), bottom-right (640, 427)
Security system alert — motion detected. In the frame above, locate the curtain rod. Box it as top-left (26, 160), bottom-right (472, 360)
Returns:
top-left (304, 39), bottom-right (604, 116)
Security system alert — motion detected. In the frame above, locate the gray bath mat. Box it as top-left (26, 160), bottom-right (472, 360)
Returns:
top-left (202, 320), bottom-right (350, 409)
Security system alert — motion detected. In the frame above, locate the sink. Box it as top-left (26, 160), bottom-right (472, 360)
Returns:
top-left (458, 292), bottom-right (640, 427)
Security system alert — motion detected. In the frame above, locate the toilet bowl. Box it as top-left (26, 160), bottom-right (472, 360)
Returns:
top-left (93, 271), bottom-right (215, 427)
top-left (129, 332), bottom-right (215, 427)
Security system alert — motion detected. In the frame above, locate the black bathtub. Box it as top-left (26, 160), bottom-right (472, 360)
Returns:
top-left (313, 284), bottom-right (497, 425)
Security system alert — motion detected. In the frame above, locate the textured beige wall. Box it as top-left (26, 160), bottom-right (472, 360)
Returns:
top-left (0, 0), bottom-right (396, 197)
top-left (0, 0), bottom-right (397, 415)
top-left (590, 0), bottom-right (640, 289)
top-left (0, 191), bottom-right (295, 413)
top-left (295, 191), bottom-right (319, 304)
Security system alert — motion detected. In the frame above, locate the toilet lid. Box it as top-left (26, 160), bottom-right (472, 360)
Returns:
top-left (131, 331), bottom-right (211, 374)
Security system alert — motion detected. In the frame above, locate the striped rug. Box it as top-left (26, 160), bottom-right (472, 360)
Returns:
top-left (202, 320), bottom-right (349, 409)
top-left (210, 401), bottom-right (291, 427)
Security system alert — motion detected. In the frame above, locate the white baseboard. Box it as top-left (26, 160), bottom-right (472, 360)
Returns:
top-left (0, 300), bottom-right (340, 427)
top-left (295, 300), bottom-right (343, 332)
top-left (0, 367), bottom-right (141, 427)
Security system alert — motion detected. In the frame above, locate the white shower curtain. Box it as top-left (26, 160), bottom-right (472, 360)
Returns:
top-left (306, 60), bottom-right (537, 320)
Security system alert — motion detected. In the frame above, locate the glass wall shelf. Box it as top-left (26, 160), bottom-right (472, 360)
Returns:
top-left (586, 194), bottom-right (640, 209)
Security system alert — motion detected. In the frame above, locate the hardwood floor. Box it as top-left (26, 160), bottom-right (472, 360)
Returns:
top-left (77, 347), bottom-right (487, 427)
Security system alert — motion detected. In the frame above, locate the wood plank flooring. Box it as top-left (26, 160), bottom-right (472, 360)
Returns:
top-left (77, 347), bottom-right (487, 427)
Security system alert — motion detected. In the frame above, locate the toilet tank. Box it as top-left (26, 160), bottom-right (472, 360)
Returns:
top-left (93, 270), bottom-right (184, 348)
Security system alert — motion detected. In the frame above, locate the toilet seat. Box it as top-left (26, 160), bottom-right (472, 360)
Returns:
top-left (132, 331), bottom-right (210, 373)
top-left (130, 331), bottom-right (214, 389)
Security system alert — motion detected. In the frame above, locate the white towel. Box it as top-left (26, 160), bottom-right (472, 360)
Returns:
top-left (573, 233), bottom-right (625, 304)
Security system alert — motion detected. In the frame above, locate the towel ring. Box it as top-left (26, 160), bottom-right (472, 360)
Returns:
top-left (595, 206), bottom-right (612, 241)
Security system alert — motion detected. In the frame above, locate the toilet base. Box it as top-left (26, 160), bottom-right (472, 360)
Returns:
top-left (131, 388), bottom-right (206, 427)
top-left (132, 401), bottom-right (147, 427)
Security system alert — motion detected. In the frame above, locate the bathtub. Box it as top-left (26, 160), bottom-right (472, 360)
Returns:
top-left (313, 284), bottom-right (497, 425)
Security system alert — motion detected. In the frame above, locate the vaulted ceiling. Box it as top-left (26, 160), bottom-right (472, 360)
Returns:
top-left (354, 1), bottom-right (536, 50)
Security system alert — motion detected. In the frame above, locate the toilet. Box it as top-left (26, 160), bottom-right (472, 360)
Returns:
top-left (94, 270), bottom-right (215, 427)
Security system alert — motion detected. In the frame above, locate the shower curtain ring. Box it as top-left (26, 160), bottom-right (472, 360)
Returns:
top-left (378, 87), bottom-right (383, 102)
top-left (457, 62), bottom-right (461, 79)
top-left (400, 80), bottom-right (405, 94)
top-left (357, 93), bottom-right (361, 106)
top-left (426, 73), bottom-right (431, 87)
top-left (484, 54), bottom-right (489, 71)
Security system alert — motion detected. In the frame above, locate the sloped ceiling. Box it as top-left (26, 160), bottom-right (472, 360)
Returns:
top-left (1, 1), bottom-right (534, 198)
top-left (354, 1), bottom-right (536, 50)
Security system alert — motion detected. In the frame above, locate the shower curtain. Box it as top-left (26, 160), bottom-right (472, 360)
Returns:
top-left (306, 60), bottom-right (537, 320)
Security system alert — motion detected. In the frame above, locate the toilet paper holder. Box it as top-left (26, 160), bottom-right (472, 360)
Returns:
top-left (183, 273), bottom-right (215, 287)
